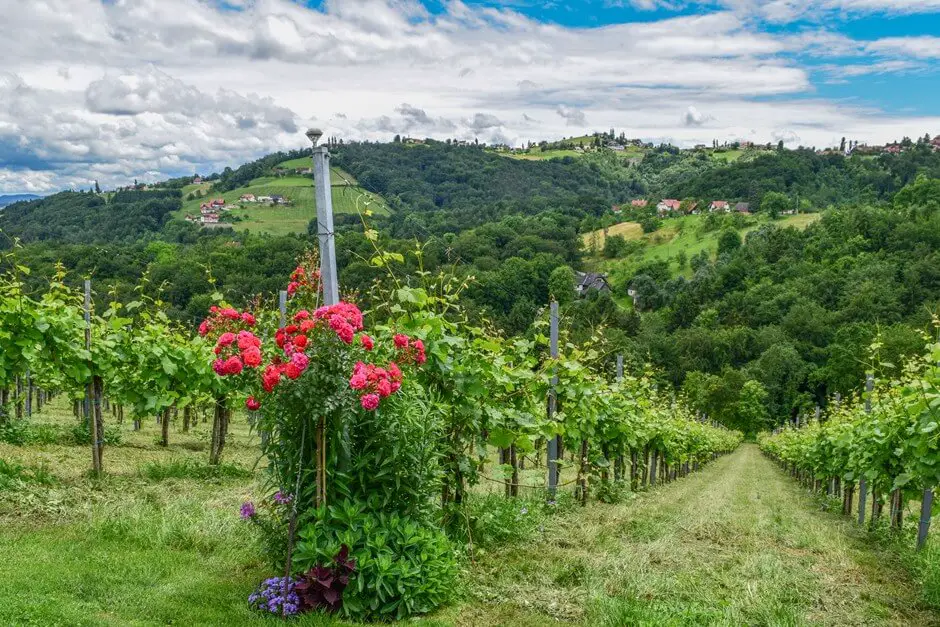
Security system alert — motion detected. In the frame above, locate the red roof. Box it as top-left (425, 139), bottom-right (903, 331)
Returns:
top-left (631, 199), bottom-right (648, 207)
top-left (710, 200), bottom-right (729, 209)
top-left (659, 199), bottom-right (681, 209)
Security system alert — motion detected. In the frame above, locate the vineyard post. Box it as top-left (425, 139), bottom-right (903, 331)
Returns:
top-left (858, 374), bottom-right (873, 524)
top-left (307, 128), bottom-right (339, 306)
top-left (546, 301), bottom-right (559, 499)
top-left (279, 290), bottom-right (288, 327)
top-left (85, 280), bottom-right (102, 475)
top-left (917, 488), bottom-right (934, 550)
top-left (615, 354), bottom-right (624, 483)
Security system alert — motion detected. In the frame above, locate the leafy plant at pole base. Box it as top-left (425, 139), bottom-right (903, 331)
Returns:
top-left (247, 576), bottom-right (301, 616)
top-left (294, 545), bottom-right (357, 613)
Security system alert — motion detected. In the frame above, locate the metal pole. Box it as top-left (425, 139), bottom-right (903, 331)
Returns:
top-left (616, 354), bottom-right (623, 382)
top-left (547, 301), bottom-right (559, 499)
top-left (308, 129), bottom-right (339, 306)
top-left (918, 488), bottom-right (934, 550)
top-left (279, 290), bottom-right (288, 327)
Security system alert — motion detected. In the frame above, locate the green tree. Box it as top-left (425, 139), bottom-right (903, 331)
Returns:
top-left (603, 234), bottom-right (627, 258)
top-left (717, 229), bottom-right (741, 256)
top-left (548, 265), bottom-right (576, 305)
top-left (760, 191), bottom-right (789, 219)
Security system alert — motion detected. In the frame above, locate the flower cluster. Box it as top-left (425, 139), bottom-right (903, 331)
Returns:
top-left (212, 329), bottom-right (263, 377)
top-left (240, 501), bottom-right (256, 520)
top-left (393, 333), bottom-right (427, 365)
top-left (286, 263), bottom-right (321, 299)
top-left (349, 361), bottom-right (403, 411)
top-left (198, 305), bottom-right (255, 337)
top-left (313, 303), bottom-right (364, 345)
top-left (248, 576), bottom-right (301, 616)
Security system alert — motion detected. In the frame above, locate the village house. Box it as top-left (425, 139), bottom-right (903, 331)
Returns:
top-left (201, 212), bottom-right (219, 224)
top-left (612, 205), bottom-right (622, 214)
top-left (210, 198), bottom-right (225, 208)
top-left (931, 136), bottom-right (940, 151)
top-left (686, 202), bottom-right (700, 215)
top-left (734, 202), bottom-right (752, 214)
top-left (709, 200), bottom-right (729, 212)
top-left (256, 195), bottom-right (273, 203)
top-left (657, 199), bottom-right (681, 215)
top-left (884, 144), bottom-right (902, 155)
top-left (574, 272), bottom-right (611, 298)
top-left (240, 194), bottom-right (257, 203)
top-left (631, 199), bottom-right (648, 208)
top-left (192, 176), bottom-right (202, 184)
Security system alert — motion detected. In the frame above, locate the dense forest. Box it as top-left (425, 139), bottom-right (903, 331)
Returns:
top-left (2, 141), bottom-right (940, 433)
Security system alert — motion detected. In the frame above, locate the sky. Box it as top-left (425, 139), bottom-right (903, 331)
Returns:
top-left (1, 0), bottom-right (939, 194)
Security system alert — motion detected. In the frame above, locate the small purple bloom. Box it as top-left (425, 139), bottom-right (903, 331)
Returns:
top-left (240, 501), bottom-right (256, 520)
top-left (274, 491), bottom-right (293, 505)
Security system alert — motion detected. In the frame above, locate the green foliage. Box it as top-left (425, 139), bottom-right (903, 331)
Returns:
top-left (603, 234), bottom-right (628, 258)
top-left (69, 420), bottom-right (124, 447)
top-left (139, 460), bottom-right (251, 482)
top-left (294, 502), bottom-right (457, 620)
top-left (760, 191), bottom-right (790, 218)
top-left (548, 265), bottom-right (576, 304)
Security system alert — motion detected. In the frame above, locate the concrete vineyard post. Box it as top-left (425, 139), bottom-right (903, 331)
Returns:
top-left (858, 374), bottom-right (873, 525)
top-left (547, 301), bottom-right (559, 499)
top-left (308, 129), bottom-right (339, 306)
top-left (279, 290), bottom-right (288, 327)
top-left (85, 280), bottom-right (102, 475)
top-left (918, 489), bottom-right (934, 550)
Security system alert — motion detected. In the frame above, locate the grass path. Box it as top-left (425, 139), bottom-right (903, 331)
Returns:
top-left (440, 444), bottom-right (937, 626)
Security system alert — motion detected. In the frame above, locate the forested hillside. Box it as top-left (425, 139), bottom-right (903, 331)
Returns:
top-left (3, 142), bottom-right (940, 431)
top-left (0, 190), bottom-right (180, 244)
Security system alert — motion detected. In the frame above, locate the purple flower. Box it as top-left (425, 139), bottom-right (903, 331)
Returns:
top-left (240, 501), bottom-right (256, 520)
top-left (274, 491), bottom-right (293, 505)
top-left (248, 576), bottom-right (301, 616)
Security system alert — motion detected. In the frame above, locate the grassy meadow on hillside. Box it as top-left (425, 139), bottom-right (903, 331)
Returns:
top-left (175, 169), bottom-right (388, 236)
top-left (584, 212), bottom-right (822, 284)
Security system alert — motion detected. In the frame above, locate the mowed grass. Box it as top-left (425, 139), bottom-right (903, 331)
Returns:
top-left (3, 402), bottom-right (939, 625)
top-left (174, 170), bottom-right (388, 237)
top-left (439, 445), bottom-right (940, 626)
top-left (581, 221), bottom-right (644, 252)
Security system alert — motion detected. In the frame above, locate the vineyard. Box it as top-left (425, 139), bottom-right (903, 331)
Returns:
top-left (0, 246), bottom-right (750, 622)
top-left (2, 244), bottom-right (940, 624)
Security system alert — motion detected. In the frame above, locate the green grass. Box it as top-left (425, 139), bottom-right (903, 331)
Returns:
top-left (2, 403), bottom-right (938, 625)
top-left (173, 170), bottom-right (388, 236)
top-left (600, 213), bottom-right (821, 282)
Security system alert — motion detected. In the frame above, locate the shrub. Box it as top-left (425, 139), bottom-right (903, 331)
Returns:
top-left (294, 502), bottom-right (457, 621)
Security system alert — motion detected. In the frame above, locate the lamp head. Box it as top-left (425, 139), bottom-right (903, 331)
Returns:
top-left (306, 128), bottom-right (323, 147)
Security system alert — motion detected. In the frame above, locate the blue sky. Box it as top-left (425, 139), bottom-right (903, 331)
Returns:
top-left (1, 0), bottom-right (939, 194)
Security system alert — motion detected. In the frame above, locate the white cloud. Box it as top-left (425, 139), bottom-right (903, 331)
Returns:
top-left (0, 0), bottom-right (937, 192)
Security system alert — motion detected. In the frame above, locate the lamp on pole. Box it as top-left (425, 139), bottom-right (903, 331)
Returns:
top-left (307, 128), bottom-right (339, 306)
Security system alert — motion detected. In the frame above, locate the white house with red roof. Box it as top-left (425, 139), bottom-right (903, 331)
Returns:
top-left (656, 199), bottom-right (681, 215)
top-left (709, 200), bottom-right (729, 212)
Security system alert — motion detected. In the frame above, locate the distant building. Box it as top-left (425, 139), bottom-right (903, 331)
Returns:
top-left (612, 205), bottom-right (623, 213)
top-left (574, 272), bottom-right (611, 297)
top-left (709, 200), bottom-right (729, 212)
top-left (193, 176), bottom-right (202, 184)
top-left (931, 136), bottom-right (940, 151)
top-left (884, 144), bottom-right (902, 155)
top-left (201, 212), bottom-right (219, 224)
top-left (631, 199), bottom-right (648, 208)
top-left (609, 145), bottom-right (625, 152)
top-left (256, 195), bottom-right (273, 203)
top-left (240, 194), bottom-right (257, 202)
top-left (657, 199), bottom-right (681, 215)
top-left (734, 202), bottom-right (752, 214)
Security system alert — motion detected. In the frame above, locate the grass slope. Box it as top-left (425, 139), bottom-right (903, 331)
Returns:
top-left (175, 169), bottom-right (388, 237)
top-left (2, 404), bottom-right (937, 625)
top-left (588, 213), bottom-right (821, 284)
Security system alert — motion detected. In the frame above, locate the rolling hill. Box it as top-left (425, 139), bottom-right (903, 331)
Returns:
top-left (176, 165), bottom-right (389, 236)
